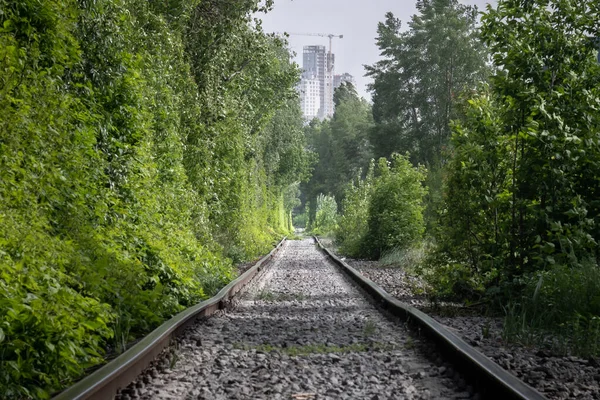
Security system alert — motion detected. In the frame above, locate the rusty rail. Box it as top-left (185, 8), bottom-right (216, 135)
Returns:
top-left (314, 236), bottom-right (546, 400)
top-left (52, 238), bottom-right (286, 400)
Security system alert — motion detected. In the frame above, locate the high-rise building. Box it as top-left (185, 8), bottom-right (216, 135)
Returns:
top-left (334, 73), bottom-right (356, 90)
top-left (301, 45), bottom-right (335, 120)
top-left (299, 46), bottom-right (355, 120)
top-left (298, 74), bottom-right (321, 120)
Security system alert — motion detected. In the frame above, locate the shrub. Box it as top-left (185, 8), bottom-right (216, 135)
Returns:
top-left (363, 155), bottom-right (427, 259)
top-left (312, 194), bottom-right (338, 236)
top-left (293, 213), bottom-right (308, 229)
top-left (335, 163), bottom-right (374, 258)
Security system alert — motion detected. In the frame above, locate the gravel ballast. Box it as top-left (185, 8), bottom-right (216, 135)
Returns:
top-left (346, 259), bottom-right (600, 400)
top-left (117, 239), bottom-right (476, 400)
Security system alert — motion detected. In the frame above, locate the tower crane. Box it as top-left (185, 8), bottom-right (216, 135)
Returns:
top-left (281, 32), bottom-right (344, 72)
top-left (280, 32), bottom-right (344, 119)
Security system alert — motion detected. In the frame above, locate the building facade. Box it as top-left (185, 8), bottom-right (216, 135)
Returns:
top-left (298, 75), bottom-right (321, 120)
top-left (334, 72), bottom-right (356, 90)
top-left (299, 46), bottom-right (354, 120)
top-left (301, 45), bottom-right (335, 120)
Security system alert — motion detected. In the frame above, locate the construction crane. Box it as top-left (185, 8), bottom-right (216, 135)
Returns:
top-left (280, 32), bottom-right (344, 72)
top-left (279, 32), bottom-right (344, 119)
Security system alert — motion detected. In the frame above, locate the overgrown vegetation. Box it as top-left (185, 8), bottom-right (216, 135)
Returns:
top-left (311, 194), bottom-right (338, 236)
top-left (302, 82), bottom-right (373, 228)
top-left (0, 0), bottom-right (312, 397)
top-left (3, 0), bottom-right (600, 396)
top-left (334, 155), bottom-right (427, 259)
top-left (436, 0), bottom-right (600, 351)
top-left (312, 0), bottom-right (600, 357)
top-left (503, 262), bottom-right (600, 357)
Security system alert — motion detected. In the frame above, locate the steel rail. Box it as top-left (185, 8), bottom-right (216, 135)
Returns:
top-left (314, 236), bottom-right (547, 400)
top-left (52, 238), bottom-right (286, 400)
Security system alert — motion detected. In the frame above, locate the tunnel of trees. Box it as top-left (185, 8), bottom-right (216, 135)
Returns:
top-left (1, 0), bottom-right (600, 398)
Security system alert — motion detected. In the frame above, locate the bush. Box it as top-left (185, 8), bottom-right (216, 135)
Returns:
top-left (293, 213), bottom-right (308, 229)
top-left (335, 163), bottom-right (374, 258)
top-left (312, 194), bottom-right (338, 236)
top-left (363, 155), bottom-right (427, 259)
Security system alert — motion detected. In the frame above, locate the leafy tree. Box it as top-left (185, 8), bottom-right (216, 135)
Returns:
top-left (302, 83), bottom-right (373, 225)
top-left (440, 0), bottom-right (600, 285)
top-left (366, 0), bottom-right (489, 165)
top-left (0, 0), bottom-right (307, 397)
top-left (479, 0), bottom-right (600, 272)
top-left (432, 0), bottom-right (600, 318)
top-left (312, 193), bottom-right (338, 235)
top-left (336, 162), bottom-right (375, 257)
top-left (328, 83), bottom-right (374, 201)
top-left (437, 86), bottom-right (511, 292)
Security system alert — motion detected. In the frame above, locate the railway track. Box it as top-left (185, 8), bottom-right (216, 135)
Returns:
top-left (53, 238), bottom-right (546, 400)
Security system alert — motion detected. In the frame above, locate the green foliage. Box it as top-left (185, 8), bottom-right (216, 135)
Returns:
top-left (479, 0), bottom-right (600, 272)
top-left (436, 87), bottom-right (510, 292)
top-left (302, 83), bottom-right (373, 224)
top-left (0, 0), bottom-right (309, 397)
top-left (436, 0), bottom-right (600, 293)
top-left (366, 0), bottom-right (489, 165)
top-left (335, 154), bottom-right (427, 260)
top-left (312, 194), bottom-right (338, 236)
top-left (364, 155), bottom-right (427, 259)
top-left (503, 262), bottom-right (600, 357)
top-left (424, 0), bottom-right (600, 354)
top-left (335, 162), bottom-right (374, 257)
top-left (292, 212), bottom-right (308, 229)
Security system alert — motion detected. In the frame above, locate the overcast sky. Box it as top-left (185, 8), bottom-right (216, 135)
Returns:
top-left (259, 0), bottom-right (497, 99)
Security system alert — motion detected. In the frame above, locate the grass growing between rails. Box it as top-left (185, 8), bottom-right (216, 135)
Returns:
top-left (256, 290), bottom-right (306, 302)
top-left (232, 341), bottom-right (398, 356)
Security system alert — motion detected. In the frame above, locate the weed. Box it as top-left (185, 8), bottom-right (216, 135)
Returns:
top-left (169, 343), bottom-right (180, 369)
top-left (481, 321), bottom-right (491, 339)
top-left (257, 290), bottom-right (275, 301)
top-left (113, 312), bottom-right (132, 355)
top-left (502, 262), bottom-right (600, 357)
top-left (363, 319), bottom-right (377, 337)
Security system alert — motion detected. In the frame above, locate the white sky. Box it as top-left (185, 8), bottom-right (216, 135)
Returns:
top-left (260, 0), bottom-right (497, 99)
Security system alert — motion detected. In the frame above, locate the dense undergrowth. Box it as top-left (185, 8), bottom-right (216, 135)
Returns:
top-left (0, 0), bottom-right (312, 397)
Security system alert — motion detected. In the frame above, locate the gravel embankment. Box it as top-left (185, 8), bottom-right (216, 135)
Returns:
top-left (346, 259), bottom-right (600, 400)
top-left (117, 239), bottom-right (476, 400)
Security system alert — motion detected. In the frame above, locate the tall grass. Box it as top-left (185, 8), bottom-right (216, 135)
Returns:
top-left (378, 243), bottom-right (430, 270)
top-left (503, 261), bottom-right (600, 357)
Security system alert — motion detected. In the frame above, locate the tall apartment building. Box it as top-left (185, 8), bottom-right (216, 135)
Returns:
top-left (298, 75), bottom-right (321, 120)
top-left (299, 46), bottom-right (355, 120)
top-left (334, 73), bottom-right (356, 90)
top-left (301, 45), bottom-right (335, 120)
